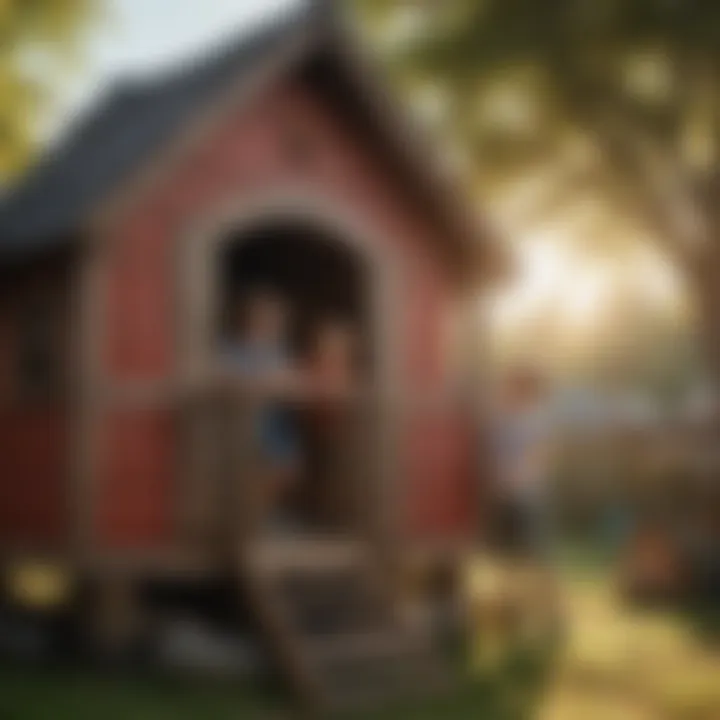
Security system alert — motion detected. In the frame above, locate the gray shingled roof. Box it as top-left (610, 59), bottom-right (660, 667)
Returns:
top-left (0, 6), bottom-right (311, 256)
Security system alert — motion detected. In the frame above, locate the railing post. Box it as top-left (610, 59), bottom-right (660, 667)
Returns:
top-left (225, 391), bottom-right (263, 546)
top-left (180, 378), bottom-right (221, 549)
top-left (183, 382), bottom-right (400, 551)
top-left (327, 393), bottom-right (377, 539)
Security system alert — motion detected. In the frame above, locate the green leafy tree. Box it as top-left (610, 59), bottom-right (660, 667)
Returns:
top-left (351, 0), bottom-right (720, 389)
top-left (0, 0), bottom-right (97, 178)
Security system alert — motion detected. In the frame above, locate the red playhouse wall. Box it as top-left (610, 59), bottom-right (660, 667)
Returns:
top-left (95, 76), bottom-right (478, 550)
top-left (0, 261), bottom-right (71, 548)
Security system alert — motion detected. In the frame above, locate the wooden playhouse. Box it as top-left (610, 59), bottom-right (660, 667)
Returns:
top-left (0, 2), bottom-right (498, 710)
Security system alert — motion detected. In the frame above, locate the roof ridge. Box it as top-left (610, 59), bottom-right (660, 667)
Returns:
top-left (0, 4), bottom-right (319, 252)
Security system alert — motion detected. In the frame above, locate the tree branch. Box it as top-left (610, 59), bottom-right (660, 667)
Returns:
top-left (559, 79), bottom-right (711, 275)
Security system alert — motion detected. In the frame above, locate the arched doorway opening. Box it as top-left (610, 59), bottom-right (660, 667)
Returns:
top-left (218, 220), bottom-right (374, 374)
top-left (215, 219), bottom-right (378, 533)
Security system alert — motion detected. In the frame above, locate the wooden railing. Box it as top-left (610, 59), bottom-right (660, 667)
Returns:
top-left (180, 378), bottom-right (385, 551)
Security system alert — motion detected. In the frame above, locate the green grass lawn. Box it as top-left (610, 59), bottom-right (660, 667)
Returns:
top-left (0, 646), bottom-right (553, 720)
top-left (1, 559), bottom-right (717, 720)
top-left (0, 667), bottom-right (539, 720)
top-left (538, 576), bottom-right (720, 720)
top-left (0, 669), bottom-right (284, 720)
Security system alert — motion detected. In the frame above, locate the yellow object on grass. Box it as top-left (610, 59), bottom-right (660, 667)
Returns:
top-left (5, 561), bottom-right (73, 610)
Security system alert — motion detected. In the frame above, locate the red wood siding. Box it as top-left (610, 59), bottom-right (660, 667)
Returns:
top-left (95, 409), bottom-right (174, 549)
top-left (106, 216), bottom-right (174, 380)
top-left (97, 76), bottom-right (477, 549)
top-left (401, 405), bottom-right (476, 538)
top-left (0, 409), bottom-right (69, 546)
top-left (0, 260), bottom-right (72, 548)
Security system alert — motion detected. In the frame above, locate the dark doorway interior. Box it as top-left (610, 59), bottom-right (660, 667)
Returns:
top-left (219, 221), bottom-right (371, 368)
top-left (217, 221), bottom-right (373, 532)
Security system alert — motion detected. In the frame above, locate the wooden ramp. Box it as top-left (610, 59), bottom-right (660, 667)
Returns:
top-left (240, 537), bottom-right (447, 714)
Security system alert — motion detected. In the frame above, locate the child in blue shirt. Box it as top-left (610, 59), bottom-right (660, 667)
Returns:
top-left (225, 290), bottom-right (301, 525)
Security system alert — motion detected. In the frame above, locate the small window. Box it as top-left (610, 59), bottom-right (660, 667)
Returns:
top-left (16, 296), bottom-right (61, 400)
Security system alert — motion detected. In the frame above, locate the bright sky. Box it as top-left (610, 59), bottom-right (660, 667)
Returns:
top-left (486, 221), bottom-right (690, 381)
top-left (52, 0), bottom-right (301, 134)
top-left (484, 155), bottom-right (688, 372)
top-left (491, 231), bottom-right (681, 329)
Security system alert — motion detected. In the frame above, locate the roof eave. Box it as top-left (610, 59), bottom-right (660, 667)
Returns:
top-left (317, 7), bottom-right (502, 282)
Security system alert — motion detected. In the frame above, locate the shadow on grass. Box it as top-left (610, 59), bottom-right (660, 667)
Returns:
top-left (0, 665), bottom-right (286, 720)
top-left (673, 601), bottom-right (720, 649)
top-left (344, 643), bottom-right (559, 720)
top-left (0, 644), bottom-right (559, 720)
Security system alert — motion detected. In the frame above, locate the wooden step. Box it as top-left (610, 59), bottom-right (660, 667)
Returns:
top-left (239, 535), bottom-right (449, 713)
top-left (308, 627), bottom-right (449, 713)
top-left (308, 629), bottom-right (425, 666)
top-left (245, 537), bottom-right (368, 575)
top-left (320, 642), bottom-right (450, 713)
top-left (275, 569), bottom-right (386, 636)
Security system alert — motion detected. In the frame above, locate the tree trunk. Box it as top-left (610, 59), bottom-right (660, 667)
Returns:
top-left (692, 262), bottom-right (720, 497)
top-left (695, 263), bottom-right (720, 404)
